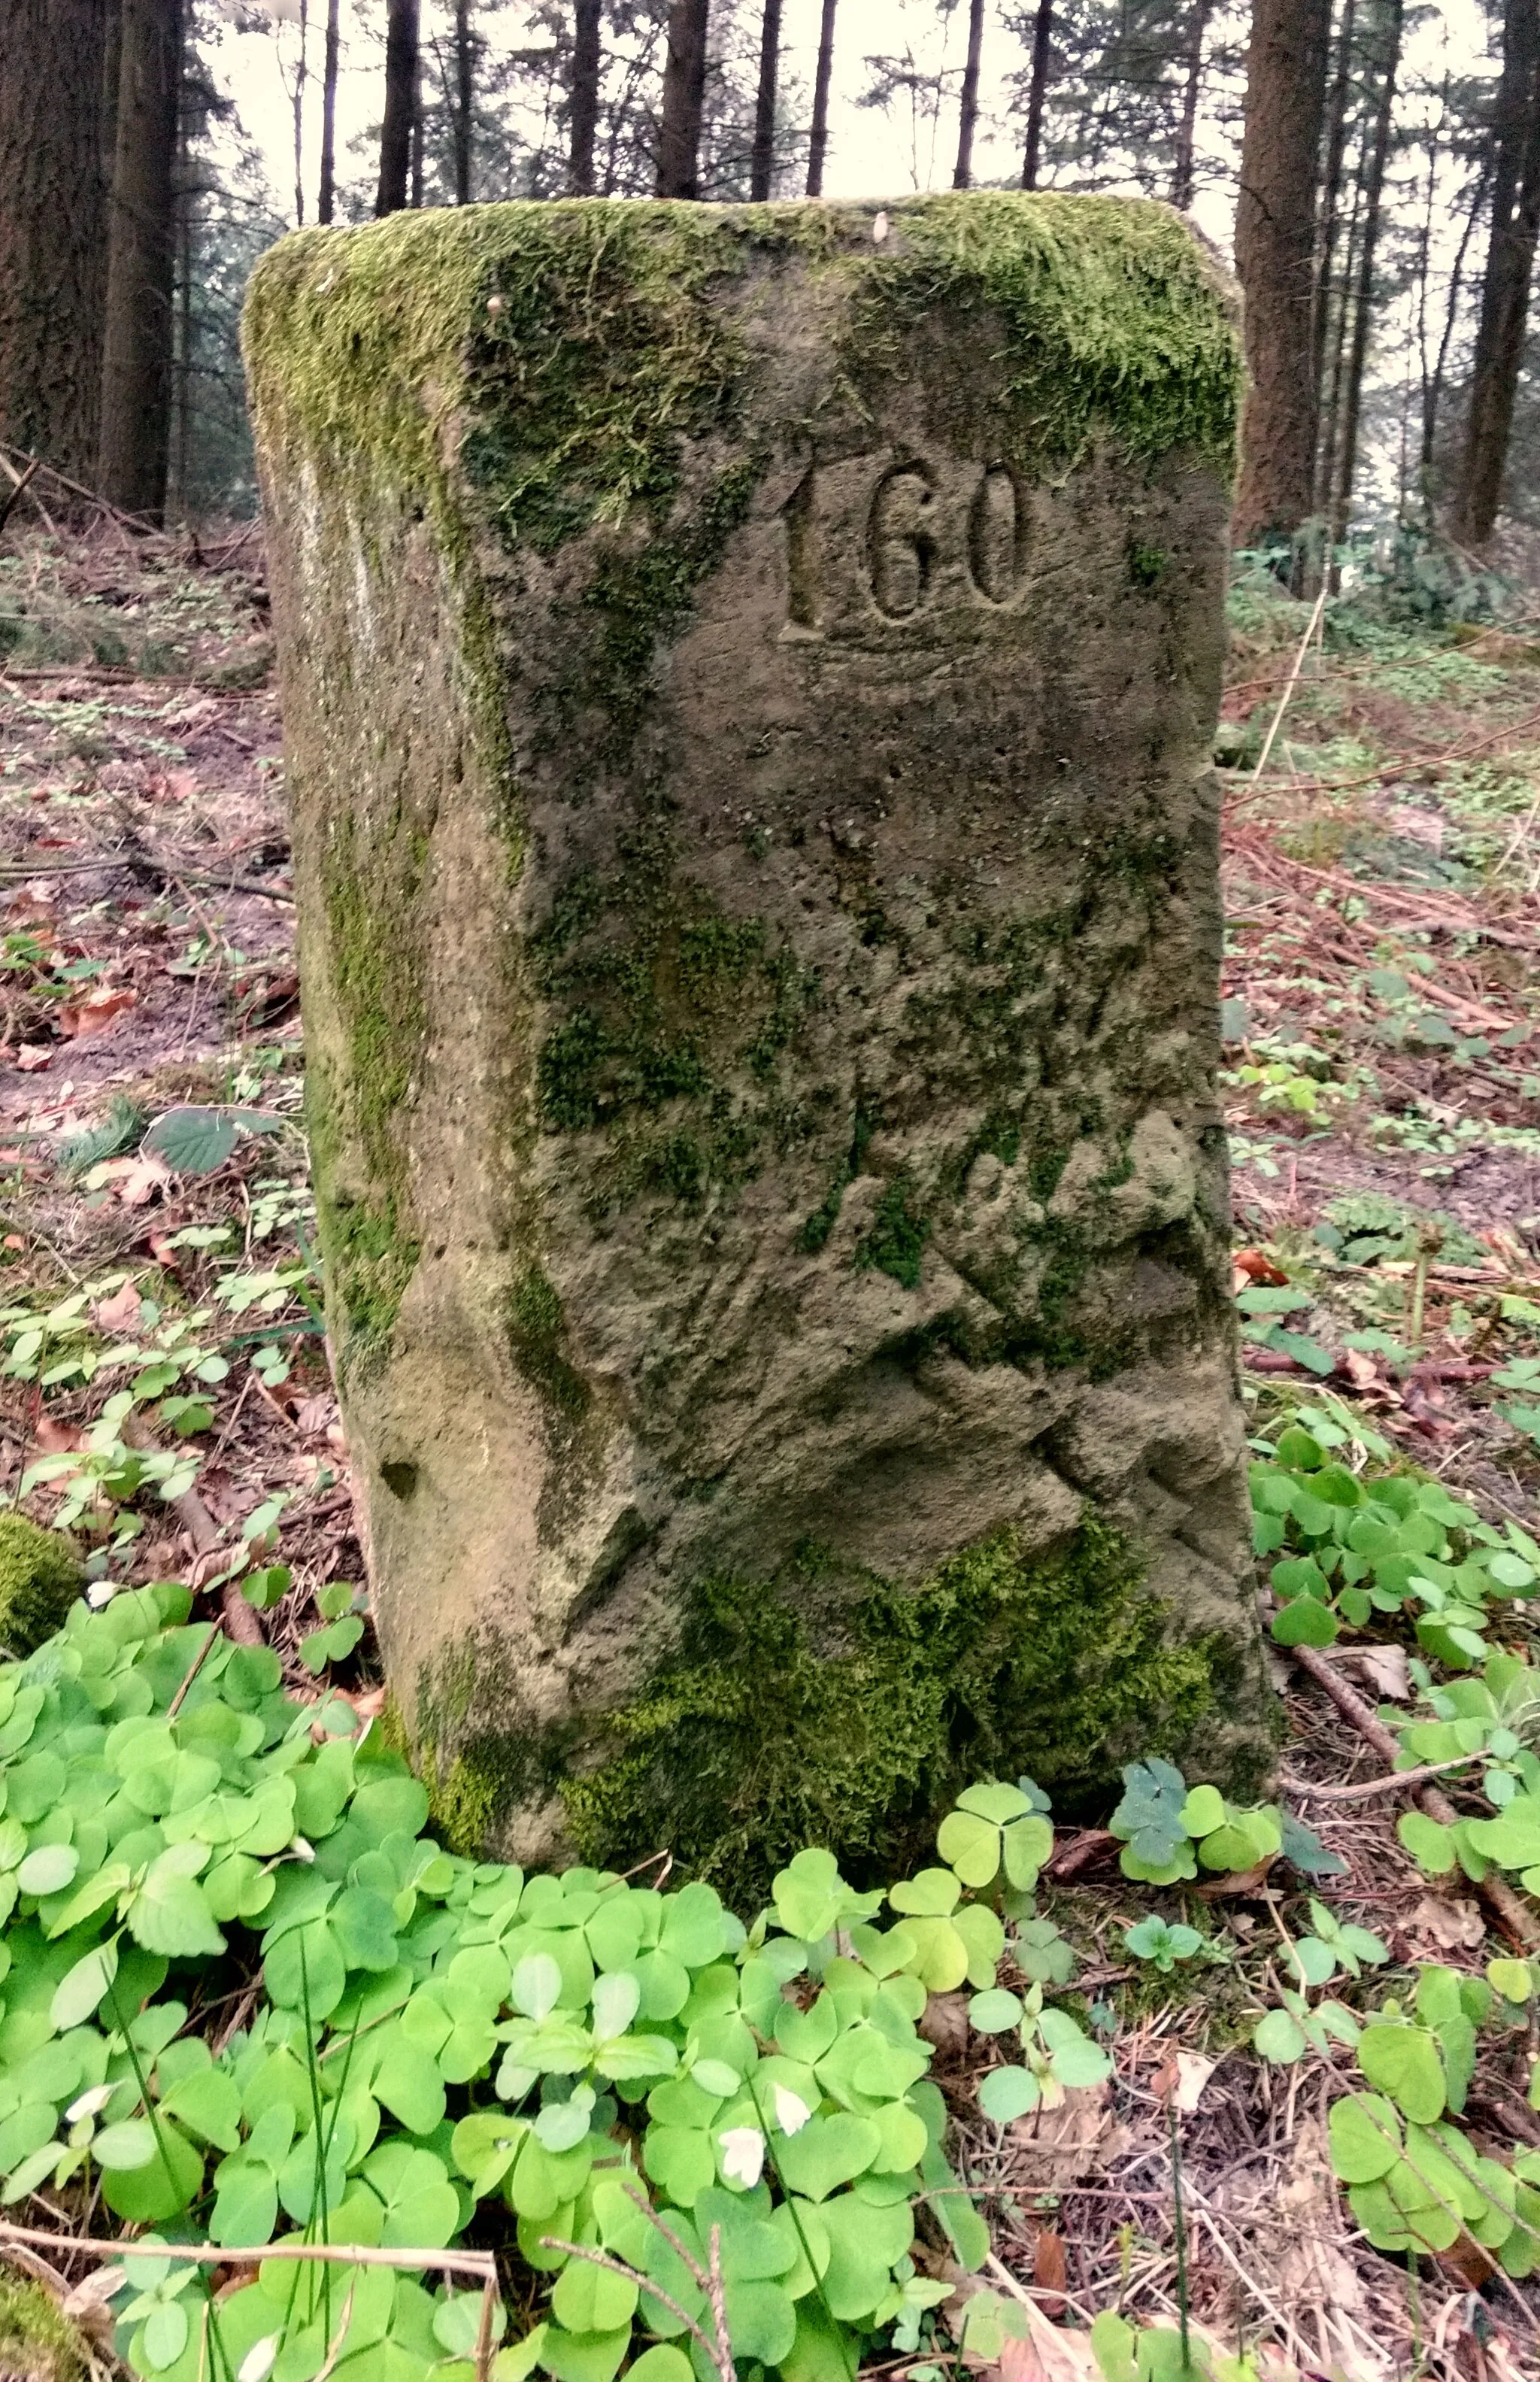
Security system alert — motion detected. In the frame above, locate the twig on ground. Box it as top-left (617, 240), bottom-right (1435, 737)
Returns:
top-left (1288, 1640), bottom-right (1540, 1947)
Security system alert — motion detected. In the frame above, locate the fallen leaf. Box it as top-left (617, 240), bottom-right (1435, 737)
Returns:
top-left (1173, 2051), bottom-right (1217, 2113)
top-left (1234, 1247), bottom-right (1289, 1286)
top-left (1031, 2231), bottom-right (1067, 2323)
top-left (92, 1281), bottom-right (144, 1333)
top-left (917, 1991), bottom-right (970, 2063)
top-left (15, 1045), bottom-right (51, 1072)
top-left (1277, 2114), bottom-right (1366, 2316)
top-left (1344, 1643), bottom-right (1413, 1701)
top-left (59, 986), bottom-right (136, 1039)
top-left (99, 1153), bottom-right (171, 1207)
top-left (33, 1418), bottom-right (85, 1454)
top-left (294, 1394), bottom-right (335, 1437)
top-left (2, 1234), bottom-right (23, 1251)
top-left (1195, 1856), bottom-right (1275, 1898)
top-left (1000, 2299), bottom-right (1101, 2382)
top-left (1406, 1894), bottom-right (1484, 1952)
top-left (1341, 1346), bottom-right (1381, 1390)
top-left (1010, 2080), bottom-right (1125, 2188)
top-left (64, 2267), bottom-right (129, 2318)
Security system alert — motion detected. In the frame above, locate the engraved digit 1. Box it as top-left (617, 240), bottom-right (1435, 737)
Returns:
top-left (781, 460), bottom-right (821, 637)
top-left (968, 464), bottom-right (1023, 605)
top-left (869, 465), bottom-right (936, 620)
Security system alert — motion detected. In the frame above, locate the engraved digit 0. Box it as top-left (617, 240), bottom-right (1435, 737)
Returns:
top-left (868, 464), bottom-right (936, 620)
top-left (967, 464), bottom-right (1023, 605)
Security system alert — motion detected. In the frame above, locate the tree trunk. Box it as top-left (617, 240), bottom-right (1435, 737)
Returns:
top-left (1020, 0), bottom-right (1052, 189)
top-left (318, 0), bottom-right (340, 222)
top-left (172, 97), bottom-right (190, 510)
top-left (410, 29), bottom-right (424, 205)
top-left (656, 0), bottom-right (709, 196)
top-left (453, 0), bottom-right (473, 203)
top-left (1331, 0), bottom-right (1403, 544)
top-left (1170, 0), bottom-right (1213, 210)
top-left (1451, 0), bottom-right (1540, 546)
top-left (953, 0), bottom-right (985, 188)
top-left (1425, 165), bottom-right (1490, 498)
top-left (376, 0), bottom-right (418, 214)
top-left (99, 0), bottom-right (182, 519)
top-left (293, 0), bottom-right (308, 224)
top-left (0, 0), bottom-right (115, 480)
top-left (806, 0), bottom-right (835, 194)
top-left (568, 0), bottom-right (602, 193)
top-left (1232, 0), bottom-right (1333, 548)
top-left (750, 0), bottom-right (781, 199)
top-left (1309, 0), bottom-right (1358, 504)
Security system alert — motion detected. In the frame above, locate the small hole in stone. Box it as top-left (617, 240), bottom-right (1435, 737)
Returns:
top-left (381, 1460), bottom-right (418, 1501)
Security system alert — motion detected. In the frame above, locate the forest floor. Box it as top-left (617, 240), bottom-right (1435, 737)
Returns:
top-left (3, 521), bottom-right (1540, 2382)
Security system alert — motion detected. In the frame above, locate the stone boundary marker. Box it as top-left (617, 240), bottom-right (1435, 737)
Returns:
top-left (244, 192), bottom-right (1272, 1889)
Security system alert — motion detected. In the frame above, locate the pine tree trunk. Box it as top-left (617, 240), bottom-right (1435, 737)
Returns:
top-left (453, 0), bottom-right (473, 202)
top-left (171, 100), bottom-right (190, 513)
top-left (1232, 0), bottom-right (1333, 548)
top-left (376, 0), bottom-right (418, 214)
top-left (1425, 165), bottom-right (1489, 493)
top-left (410, 35), bottom-right (424, 205)
top-left (1309, 0), bottom-right (1358, 509)
top-left (318, 0), bottom-right (340, 222)
top-left (293, 0), bottom-right (308, 224)
top-left (99, 0), bottom-right (182, 519)
top-left (750, 0), bottom-right (781, 199)
top-left (656, 0), bottom-right (709, 196)
top-left (568, 0), bottom-right (602, 193)
top-left (0, 0), bottom-right (115, 480)
top-left (1170, 0), bottom-right (1212, 210)
top-left (953, 0), bottom-right (986, 187)
top-left (1331, 0), bottom-right (1403, 542)
top-left (806, 0), bottom-right (835, 194)
top-left (1020, 0), bottom-right (1052, 188)
top-left (1451, 0), bottom-right (1540, 545)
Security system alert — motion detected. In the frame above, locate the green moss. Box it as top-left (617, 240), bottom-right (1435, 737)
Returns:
top-left (1129, 544), bottom-right (1169, 588)
top-left (508, 1267), bottom-right (591, 1420)
top-left (0, 1516), bottom-right (81, 1655)
top-left (853, 1178), bottom-right (930, 1290)
top-left (558, 1515), bottom-right (1218, 1901)
top-left (844, 193), bottom-right (1238, 481)
top-left (0, 2277), bottom-right (86, 2382)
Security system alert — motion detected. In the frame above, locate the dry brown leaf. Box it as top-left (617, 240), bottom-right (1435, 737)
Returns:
top-left (63, 2267), bottom-right (129, 2318)
top-left (1195, 1855), bottom-right (1275, 1898)
top-left (1276, 2113), bottom-right (1365, 2317)
top-left (918, 1991), bottom-right (970, 2062)
top-left (1000, 2300), bottom-right (1101, 2382)
top-left (1010, 2080), bottom-right (1126, 2188)
top-left (1234, 1248), bottom-right (1289, 1286)
top-left (1173, 2050), bottom-right (1217, 2112)
top-left (293, 1394), bottom-right (335, 1437)
top-left (1343, 1643), bottom-right (1413, 1701)
top-left (1406, 1893), bottom-right (1485, 1951)
top-left (59, 985), bottom-right (136, 1039)
top-left (97, 1152), bottom-right (172, 1206)
top-left (15, 1044), bottom-right (51, 1072)
top-left (1341, 1346), bottom-right (1381, 1390)
top-left (1031, 2232), bottom-right (1067, 2322)
top-left (92, 1280), bottom-right (144, 1333)
top-left (33, 1417), bottom-right (85, 1454)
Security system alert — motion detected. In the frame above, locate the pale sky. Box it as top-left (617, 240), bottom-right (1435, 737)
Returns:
top-left (213, 0), bottom-right (1494, 354)
top-left (212, 0), bottom-right (1244, 244)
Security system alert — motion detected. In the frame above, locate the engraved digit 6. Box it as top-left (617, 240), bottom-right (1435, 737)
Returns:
top-left (868, 465), bottom-right (937, 620)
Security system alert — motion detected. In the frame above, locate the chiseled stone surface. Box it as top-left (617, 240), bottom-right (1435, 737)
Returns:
top-left (244, 191), bottom-right (1273, 1887)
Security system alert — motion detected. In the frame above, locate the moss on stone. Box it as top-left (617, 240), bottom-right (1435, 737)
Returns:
top-left (0, 2277), bottom-right (86, 2382)
top-left (556, 1515), bottom-right (1219, 1901)
top-left (844, 193), bottom-right (1239, 481)
top-left (0, 1516), bottom-right (80, 1655)
top-left (853, 1178), bottom-right (930, 1289)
